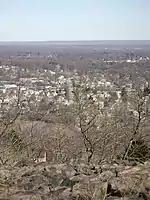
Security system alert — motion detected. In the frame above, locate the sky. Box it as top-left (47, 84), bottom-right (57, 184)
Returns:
top-left (0, 0), bottom-right (149, 41)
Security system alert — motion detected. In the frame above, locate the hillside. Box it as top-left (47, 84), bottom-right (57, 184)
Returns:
top-left (0, 160), bottom-right (150, 200)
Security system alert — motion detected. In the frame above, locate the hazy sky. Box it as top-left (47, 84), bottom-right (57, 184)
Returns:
top-left (0, 0), bottom-right (149, 41)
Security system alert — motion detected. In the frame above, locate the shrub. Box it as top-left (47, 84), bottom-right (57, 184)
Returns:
top-left (126, 139), bottom-right (150, 163)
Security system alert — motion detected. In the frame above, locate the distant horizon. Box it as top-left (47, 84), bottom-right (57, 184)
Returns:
top-left (0, 40), bottom-right (150, 46)
top-left (0, 40), bottom-right (150, 42)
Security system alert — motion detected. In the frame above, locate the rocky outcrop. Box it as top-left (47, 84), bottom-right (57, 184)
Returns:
top-left (0, 161), bottom-right (150, 199)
